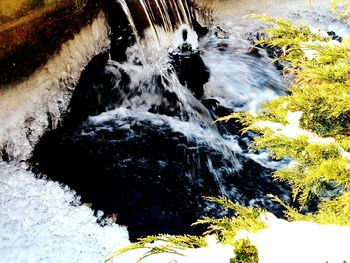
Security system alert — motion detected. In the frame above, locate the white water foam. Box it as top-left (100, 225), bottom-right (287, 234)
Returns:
top-left (89, 107), bottom-right (243, 166)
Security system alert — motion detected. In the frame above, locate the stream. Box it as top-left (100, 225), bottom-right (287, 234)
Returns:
top-left (31, 0), bottom-right (290, 240)
top-left (1, 0), bottom-right (349, 262)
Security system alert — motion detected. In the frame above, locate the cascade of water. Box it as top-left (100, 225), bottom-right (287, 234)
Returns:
top-left (117, 0), bottom-right (141, 46)
top-left (31, 18), bottom-right (293, 241)
top-left (117, 0), bottom-right (193, 46)
top-left (3, 0), bottom-right (350, 261)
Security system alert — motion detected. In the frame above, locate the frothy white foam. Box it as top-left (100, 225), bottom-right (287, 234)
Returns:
top-left (89, 107), bottom-right (243, 168)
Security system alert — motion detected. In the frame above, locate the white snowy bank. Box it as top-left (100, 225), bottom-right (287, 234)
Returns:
top-left (249, 215), bottom-right (350, 263)
top-left (0, 162), bottom-right (130, 263)
top-left (112, 214), bottom-right (350, 263)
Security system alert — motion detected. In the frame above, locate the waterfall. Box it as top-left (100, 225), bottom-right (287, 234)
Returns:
top-left (117, 0), bottom-right (192, 46)
top-left (31, 0), bottom-right (291, 241)
top-left (2, 0), bottom-right (350, 262)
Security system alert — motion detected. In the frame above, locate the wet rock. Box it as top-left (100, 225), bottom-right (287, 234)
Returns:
top-left (104, 0), bottom-right (135, 62)
top-left (169, 44), bottom-right (210, 99)
top-left (68, 53), bottom-right (131, 124)
top-left (31, 120), bottom-right (207, 240)
top-left (192, 19), bottom-right (209, 38)
top-left (213, 26), bottom-right (230, 39)
top-left (327, 31), bottom-right (343, 42)
top-left (246, 32), bottom-right (289, 72)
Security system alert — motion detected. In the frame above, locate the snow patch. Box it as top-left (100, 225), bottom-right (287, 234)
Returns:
top-left (111, 214), bottom-right (350, 263)
top-left (0, 162), bottom-right (131, 263)
top-left (301, 40), bottom-right (340, 60)
top-left (255, 111), bottom-right (335, 144)
top-left (341, 149), bottom-right (350, 161)
top-left (249, 216), bottom-right (350, 263)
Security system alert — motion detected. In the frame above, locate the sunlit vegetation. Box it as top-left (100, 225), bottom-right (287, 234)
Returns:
top-left (108, 3), bottom-right (350, 262)
top-left (105, 197), bottom-right (266, 262)
top-left (104, 234), bottom-right (208, 263)
top-left (231, 239), bottom-right (259, 263)
top-left (331, 0), bottom-right (350, 20)
top-left (221, 14), bottom-right (350, 224)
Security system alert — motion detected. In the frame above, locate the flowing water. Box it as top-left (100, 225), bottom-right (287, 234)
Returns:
top-left (31, 1), bottom-right (292, 240)
top-left (1, 0), bottom-right (350, 262)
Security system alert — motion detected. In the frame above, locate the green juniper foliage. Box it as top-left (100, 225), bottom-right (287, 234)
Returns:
top-left (220, 14), bottom-right (350, 224)
top-left (103, 234), bottom-right (208, 263)
top-left (231, 239), bottom-right (259, 263)
top-left (331, 0), bottom-right (350, 20)
top-left (193, 197), bottom-right (266, 245)
top-left (104, 197), bottom-right (266, 263)
top-left (104, 4), bottom-right (350, 263)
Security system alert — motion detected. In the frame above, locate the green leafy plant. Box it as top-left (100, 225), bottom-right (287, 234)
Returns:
top-left (193, 197), bottom-right (267, 245)
top-left (103, 234), bottom-right (208, 263)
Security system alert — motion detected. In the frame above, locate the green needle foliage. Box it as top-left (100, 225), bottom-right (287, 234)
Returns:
top-left (221, 14), bottom-right (350, 223)
top-left (193, 197), bottom-right (267, 245)
top-left (104, 197), bottom-right (266, 263)
top-left (231, 239), bottom-right (259, 263)
top-left (103, 234), bottom-right (208, 263)
top-left (331, 0), bottom-right (350, 20)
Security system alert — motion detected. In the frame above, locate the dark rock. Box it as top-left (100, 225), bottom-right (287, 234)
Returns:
top-left (104, 0), bottom-right (135, 62)
top-left (192, 19), bottom-right (209, 38)
top-left (246, 32), bottom-right (289, 72)
top-left (214, 26), bottom-right (230, 39)
top-left (31, 104), bottom-right (289, 241)
top-left (327, 31), bottom-right (343, 42)
top-left (68, 53), bottom-right (130, 125)
top-left (169, 47), bottom-right (210, 99)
